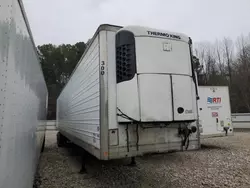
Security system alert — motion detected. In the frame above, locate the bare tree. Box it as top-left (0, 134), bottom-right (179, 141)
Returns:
top-left (215, 40), bottom-right (224, 74)
top-left (195, 33), bottom-right (250, 112)
top-left (233, 35), bottom-right (250, 112)
top-left (223, 37), bottom-right (234, 87)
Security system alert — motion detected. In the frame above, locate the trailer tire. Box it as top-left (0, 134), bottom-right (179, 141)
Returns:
top-left (57, 132), bottom-right (66, 147)
top-left (41, 136), bottom-right (45, 153)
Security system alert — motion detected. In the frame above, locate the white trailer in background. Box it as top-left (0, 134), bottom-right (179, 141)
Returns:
top-left (57, 24), bottom-right (200, 164)
top-left (0, 0), bottom-right (48, 188)
top-left (231, 113), bottom-right (250, 130)
top-left (198, 86), bottom-right (233, 138)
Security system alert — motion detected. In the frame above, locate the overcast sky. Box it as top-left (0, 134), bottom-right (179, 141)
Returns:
top-left (23, 0), bottom-right (250, 45)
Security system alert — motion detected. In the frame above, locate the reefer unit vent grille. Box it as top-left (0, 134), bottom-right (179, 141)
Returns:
top-left (116, 31), bottom-right (136, 83)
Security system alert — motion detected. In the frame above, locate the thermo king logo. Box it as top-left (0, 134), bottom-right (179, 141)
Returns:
top-left (207, 97), bottom-right (221, 104)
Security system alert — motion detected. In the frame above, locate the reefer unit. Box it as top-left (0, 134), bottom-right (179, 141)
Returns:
top-left (57, 24), bottom-right (200, 160)
top-left (0, 0), bottom-right (48, 188)
top-left (198, 86), bottom-right (233, 138)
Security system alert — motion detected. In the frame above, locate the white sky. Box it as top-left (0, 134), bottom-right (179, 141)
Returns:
top-left (23, 0), bottom-right (250, 45)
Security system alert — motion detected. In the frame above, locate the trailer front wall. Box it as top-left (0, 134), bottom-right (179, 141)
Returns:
top-left (106, 29), bottom-right (199, 159)
top-left (0, 0), bottom-right (48, 188)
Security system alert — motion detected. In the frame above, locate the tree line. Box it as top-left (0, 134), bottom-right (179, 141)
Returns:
top-left (38, 34), bottom-right (250, 119)
top-left (195, 34), bottom-right (250, 113)
top-left (38, 42), bottom-right (86, 119)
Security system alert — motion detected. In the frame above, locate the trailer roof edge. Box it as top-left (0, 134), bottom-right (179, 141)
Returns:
top-left (58, 24), bottom-right (122, 99)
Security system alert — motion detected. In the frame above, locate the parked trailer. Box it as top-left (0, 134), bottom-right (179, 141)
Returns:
top-left (198, 86), bottom-right (233, 138)
top-left (57, 24), bottom-right (199, 162)
top-left (0, 0), bottom-right (48, 188)
top-left (232, 113), bottom-right (250, 130)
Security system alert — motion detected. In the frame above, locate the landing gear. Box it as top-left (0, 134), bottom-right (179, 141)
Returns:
top-left (128, 157), bottom-right (136, 167)
top-left (41, 137), bottom-right (45, 153)
top-left (79, 151), bottom-right (87, 174)
top-left (56, 132), bottom-right (67, 147)
top-left (224, 127), bottom-right (229, 136)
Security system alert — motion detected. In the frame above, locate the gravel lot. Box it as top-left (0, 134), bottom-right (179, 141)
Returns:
top-left (34, 131), bottom-right (250, 188)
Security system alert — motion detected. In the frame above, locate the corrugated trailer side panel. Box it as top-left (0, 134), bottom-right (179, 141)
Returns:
top-left (0, 1), bottom-right (12, 186)
top-left (0, 0), bottom-right (48, 188)
top-left (57, 34), bottom-right (101, 156)
top-left (57, 25), bottom-right (122, 160)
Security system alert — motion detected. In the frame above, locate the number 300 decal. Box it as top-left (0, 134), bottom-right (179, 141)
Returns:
top-left (101, 61), bottom-right (105, 75)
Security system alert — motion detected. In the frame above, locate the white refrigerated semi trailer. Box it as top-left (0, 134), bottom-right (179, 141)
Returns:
top-left (57, 24), bottom-right (200, 161)
top-left (0, 0), bottom-right (48, 188)
top-left (198, 86), bottom-right (233, 138)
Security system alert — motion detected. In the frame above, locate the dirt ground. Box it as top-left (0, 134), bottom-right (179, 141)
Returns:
top-left (34, 131), bottom-right (250, 188)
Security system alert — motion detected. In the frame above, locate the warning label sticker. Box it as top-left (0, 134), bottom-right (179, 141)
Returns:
top-left (212, 112), bottom-right (218, 117)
